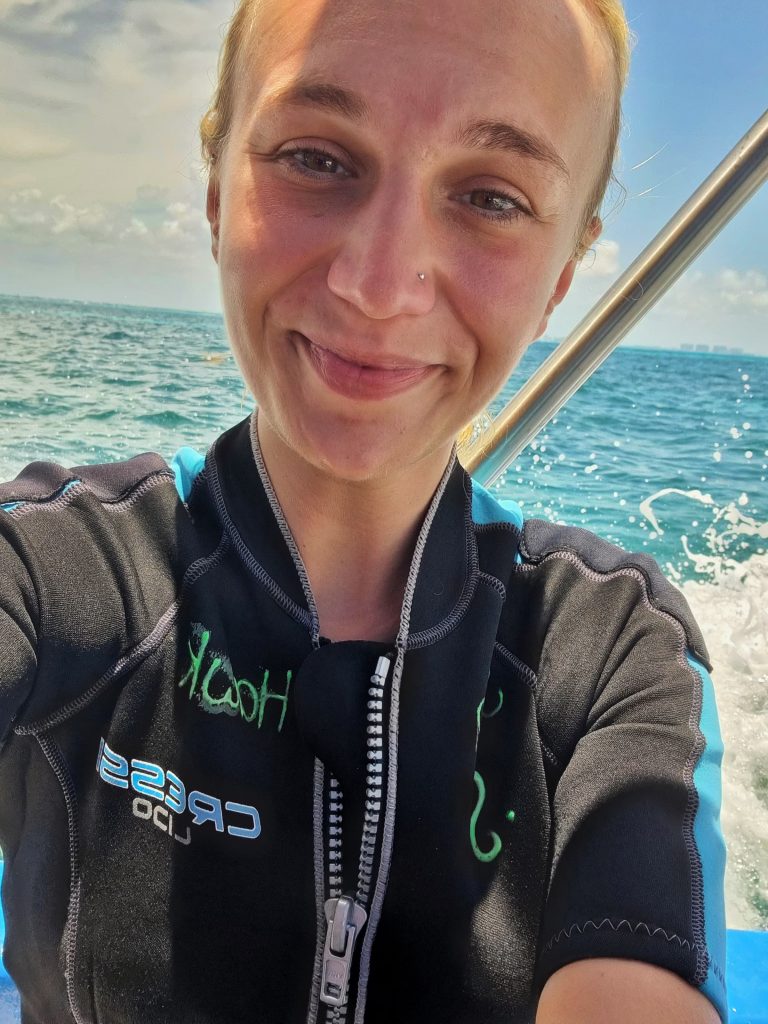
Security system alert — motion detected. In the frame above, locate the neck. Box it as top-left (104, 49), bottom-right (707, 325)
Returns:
top-left (255, 417), bottom-right (453, 643)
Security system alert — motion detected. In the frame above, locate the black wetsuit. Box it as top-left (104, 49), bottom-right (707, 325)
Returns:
top-left (0, 415), bottom-right (727, 1023)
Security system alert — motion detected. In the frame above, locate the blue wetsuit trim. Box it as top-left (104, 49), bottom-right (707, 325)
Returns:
top-left (688, 652), bottom-right (728, 1022)
top-left (171, 447), bottom-right (206, 502)
top-left (470, 478), bottom-right (524, 530)
top-left (1, 479), bottom-right (82, 516)
top-left (470, 479), bottom-right (525, 563)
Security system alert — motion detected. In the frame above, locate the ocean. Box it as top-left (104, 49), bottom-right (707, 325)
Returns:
top-left (1, 293), bottom-right (766, 933)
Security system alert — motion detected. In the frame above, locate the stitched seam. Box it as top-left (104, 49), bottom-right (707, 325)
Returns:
top-left (206, 435), bottom-right (311, 632)
top-left (478, 572), bottom-right (506, 600)
top-left (684, 660), bottom-right (708, 985)
top-left (37, 734), bottom-right (90, 1024)
top-left (93, 471), bottom-right (175, 512)
top-left (249, 414), bottom-right (321, 646)
top-left (406, 469), bottom-right (478, 651)
top-left (474, 521), bottom-right (522, 535)
top-left (5, 472), bottom-right (175, 520)
top-left (543, 917), bottom-right (704, 954)
top-left (711, 959), bottom-right (726, 989)
top-left (492, 643), bottom-right (560, 769)
top-left (530, 550), bottom-right (712, 983)
top-left (493, 642), bottom-right (537, 692)
top-left (519, 531), bottom-right (709, 663)
top-left (2, 476), bottom-right (82, 516)
top-left (15, 536), bottom-right (230, 735)
top-left (187, 467), bottom-right (208, 507)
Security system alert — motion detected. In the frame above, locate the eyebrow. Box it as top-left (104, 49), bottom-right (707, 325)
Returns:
top-left (455, 120), bottom-right (570, 181)
top-left (267, 78), bottom-right (569, 180)
top-left (268, 79), bottom-right (371, 122)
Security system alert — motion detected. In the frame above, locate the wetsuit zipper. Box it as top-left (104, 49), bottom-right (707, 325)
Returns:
top-left (319, 654), bottom-right (391, 1021)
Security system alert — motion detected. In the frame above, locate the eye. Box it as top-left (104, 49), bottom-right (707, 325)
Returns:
top-left (278, 146), bottom-right (352, 180)
top-left (461, 188), bottom-right (530, 223)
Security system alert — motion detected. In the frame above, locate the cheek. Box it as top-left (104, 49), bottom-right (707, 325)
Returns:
top-left (448, 243), bottom-right (555, 372)
top-left (219, 175), bottom-right (338, 287)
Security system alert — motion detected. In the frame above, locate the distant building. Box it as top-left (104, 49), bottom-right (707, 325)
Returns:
top-left (695, 344), bottom-right (710, 353)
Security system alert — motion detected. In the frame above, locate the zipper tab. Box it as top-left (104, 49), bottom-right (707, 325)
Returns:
top-left (320, 895), bottom-right (368, 1008)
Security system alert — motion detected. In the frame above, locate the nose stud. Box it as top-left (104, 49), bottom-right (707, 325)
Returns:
top-left (417, 272), bottom-right (426, 281)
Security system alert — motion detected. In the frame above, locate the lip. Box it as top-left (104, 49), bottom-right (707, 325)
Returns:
top-left (293, 332), bottom-right (437, 401)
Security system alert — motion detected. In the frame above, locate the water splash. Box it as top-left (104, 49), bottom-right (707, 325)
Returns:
top-left (640, 487), bottom-right (768, 928)
top-left (640, 487), bottom-right (768, 581)
top-left (681, 556), bottom-right (768, 930)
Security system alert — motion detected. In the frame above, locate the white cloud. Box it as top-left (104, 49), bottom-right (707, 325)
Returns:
top-left (664, 268), bottom-right (768, 319)
top-left (121, 217), bottom-right (149, 239)
top-left (1, 184), bottom-right (206, 251)
top-left (160, 200), bottom-right (208, 242)
top-left (576, 239), bottom-right (620, 278)
top-left (716, 269), bottom-right (768, 312)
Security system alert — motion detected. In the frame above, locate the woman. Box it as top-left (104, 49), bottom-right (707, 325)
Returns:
top-left (0, 0), bottom-right (726, 1022)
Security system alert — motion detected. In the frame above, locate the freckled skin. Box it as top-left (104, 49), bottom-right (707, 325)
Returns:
top-left (207, 0), bottom-right (613, 485)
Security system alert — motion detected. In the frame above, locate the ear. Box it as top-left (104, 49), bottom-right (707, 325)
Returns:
top-left (534, 216), bottom-right (602, 338)
top-left (206, 177), bottom-right (220, 263)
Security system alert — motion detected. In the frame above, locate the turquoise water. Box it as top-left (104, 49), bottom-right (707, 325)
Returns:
top-left (0, 293), bottom-right (764, 582)
top-left (0, 292), bottom-right (767, 933)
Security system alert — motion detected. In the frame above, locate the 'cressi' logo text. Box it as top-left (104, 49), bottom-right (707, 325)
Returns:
top-left (96, 737), bottom-right (261, 846)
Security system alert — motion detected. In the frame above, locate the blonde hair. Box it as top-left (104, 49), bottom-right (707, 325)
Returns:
top-left (200, 0), bottom-right (632, 233)
top-left (575, 0), bottom-right (633, 255)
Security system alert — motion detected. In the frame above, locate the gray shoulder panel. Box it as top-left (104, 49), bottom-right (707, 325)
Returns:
top-left (0, 453), bottom-right (171, 505)
top-left (520, 518), bottom-right (710, 668)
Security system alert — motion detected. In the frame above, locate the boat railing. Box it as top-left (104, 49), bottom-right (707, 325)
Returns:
top-left (462, 109), bottom-right (768, 488)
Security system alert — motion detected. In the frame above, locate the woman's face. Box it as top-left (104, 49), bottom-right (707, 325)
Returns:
top-left (209, 0), bottom-right (613, 482)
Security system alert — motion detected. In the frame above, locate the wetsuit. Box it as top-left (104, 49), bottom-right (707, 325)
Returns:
top-left (0, 414), bottom-right (727, 1024)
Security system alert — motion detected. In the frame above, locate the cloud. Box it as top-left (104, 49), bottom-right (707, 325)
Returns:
top-left (0, 183), bottom-right (207, 250)
top-left (716, 269), bottom-right (768, 312)
top-left (159, 200), bottom-right (208, 243)
top-left (0, 0), bottom-right (110, 41)
top-left (664, 268), bottom-right (768, 318)
top-left (576, 239), bottom-right (620, 278)
top-left (0, 131), bottom-right (73, 160)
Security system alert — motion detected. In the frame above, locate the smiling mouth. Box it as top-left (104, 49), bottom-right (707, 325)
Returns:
top-left (294, 332), bottom-right (436, 400)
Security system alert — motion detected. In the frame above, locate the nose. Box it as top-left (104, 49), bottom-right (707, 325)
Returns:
top-left (326, 179), bottom-right (437, 320)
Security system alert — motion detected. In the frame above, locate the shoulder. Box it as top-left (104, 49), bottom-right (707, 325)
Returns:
top-left (0, 445), bottom-right (212, 626)
top-left (517, 516), bottom-right (709, 668)
top-left (466, 474), bottom-right (708, 671)
top-left (0, 445), bottom-right (216, 728)
top-left (0, 450), bottom-right (175, 514)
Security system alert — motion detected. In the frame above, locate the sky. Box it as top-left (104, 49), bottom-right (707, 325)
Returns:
top-left (0, 0), bottom-right (766, 354)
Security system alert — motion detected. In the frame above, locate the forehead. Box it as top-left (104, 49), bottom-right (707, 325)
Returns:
top-left (237, 0), bottom-right (613, 187)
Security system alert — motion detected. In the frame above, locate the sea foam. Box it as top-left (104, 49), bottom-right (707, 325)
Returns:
top-left (681, 553), bottom-right (768, 930)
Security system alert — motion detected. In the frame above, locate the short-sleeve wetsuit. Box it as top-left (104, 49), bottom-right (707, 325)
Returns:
top-left (0, 414), bottom-right (727, 1023)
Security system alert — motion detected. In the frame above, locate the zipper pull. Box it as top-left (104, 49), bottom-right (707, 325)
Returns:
top-left (371, 655), bottom-right (391, 687)
top-left (320, 895), bottom-right (368, 1007)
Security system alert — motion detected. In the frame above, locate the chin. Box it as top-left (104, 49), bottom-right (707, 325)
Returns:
top-left (282, 408), bottom-right (444, 485)
top-left (300, 422), bottom-right (406, 483)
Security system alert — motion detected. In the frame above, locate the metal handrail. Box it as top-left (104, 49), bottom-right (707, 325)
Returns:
top-left (464, 109), bottom-right (768, 488)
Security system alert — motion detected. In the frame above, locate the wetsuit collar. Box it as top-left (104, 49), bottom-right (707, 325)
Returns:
top-left (207, 415), bottom-right (476, 647)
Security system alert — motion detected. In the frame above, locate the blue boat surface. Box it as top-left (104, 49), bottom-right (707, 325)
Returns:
top-left (0, 861), bottom-right (765, 1023)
